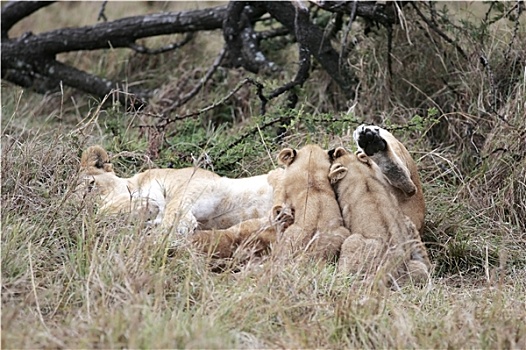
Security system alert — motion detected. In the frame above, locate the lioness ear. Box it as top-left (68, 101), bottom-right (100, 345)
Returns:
top-left (81, 145), bottom-right (113, 172)
top-left (329, 146), bottom-right (348, 161)
top-left (278, 148), bottom-right (297, 166)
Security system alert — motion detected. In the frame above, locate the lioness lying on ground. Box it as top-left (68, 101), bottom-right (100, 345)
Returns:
top-left (78, 145), bottom-right (283, 234)
top-left (328, 146), bottom-right (431, 286)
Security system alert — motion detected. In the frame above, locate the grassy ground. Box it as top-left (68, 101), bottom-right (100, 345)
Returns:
top-left (2, 2), bottom-right (526, 348)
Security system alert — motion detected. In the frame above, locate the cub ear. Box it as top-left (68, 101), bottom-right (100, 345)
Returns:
top-left (355, 150), bottom-right (371, 165)
top-left (328, 146), bottom-right (348, 161)
top-left (278, 148), bottom-right (297, 166)
top-left (328, 163), bottom-right (348, 184)
top-left (80, 145), bottom-right (113, 172)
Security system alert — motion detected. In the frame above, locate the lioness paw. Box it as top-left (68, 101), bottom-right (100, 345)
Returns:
top-left (354, 125), bottom-right (387, 156)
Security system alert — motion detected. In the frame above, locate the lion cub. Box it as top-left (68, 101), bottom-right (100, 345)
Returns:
top-left (328, 147), bottom-right (431, 286)
top-left (272, 144), bottom-right (351, 260)
top-left (353, 125), bottom-right (425, 234)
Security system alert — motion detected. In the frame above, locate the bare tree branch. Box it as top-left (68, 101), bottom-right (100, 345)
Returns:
top-left (223, 2), bottom-right (274, 73)
top-left (262, 1), bottom-right (356, 98)
top-left (129, 32), bottom-right (194, 55)
top-left (1, 1), bottom-right (55, 38)
top-left (97, 1), bottom-right (108, 22)
top-left (163, 47), bottom-right (227, 114)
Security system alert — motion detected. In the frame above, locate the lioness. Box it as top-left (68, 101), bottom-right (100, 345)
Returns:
top-left (78, 145), bottom-right (283, 234)
top-left (271, 144), bottom-right (351, 260)
top-left (328, 147), bottom-right (431, 286)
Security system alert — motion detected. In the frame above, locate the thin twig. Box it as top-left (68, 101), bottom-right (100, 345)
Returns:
top-left (163, 77), bottom-right (267, 128)
top-left (410, 2), bottom-right (468, 61)
top-left (97, 1), bottom-right (108, 22)
top-left (129, 32), bottom-right (194, 55)
top-left (267, 44), bottom-right (311, 106)
top-left (214, 115), bottom-right (289, 159)
top-left (504, 0), bottom-right (522, 62)
top-left (163, 47), bottom-right (226, 115)
top-left (479, 52), bottom-right (498, 112)
top-left (339, 0), bottom-right (357, 69)
top-left (386, 24), bottom-right (393, 83)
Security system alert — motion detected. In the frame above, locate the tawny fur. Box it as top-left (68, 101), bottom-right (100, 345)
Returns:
top-left (353, 125), bottom-right (426, 234)
top-left (192, 205), bottom-right (294, 259)
top-left (329, 147), bottom-right (431, 286)
top-left (272, 144), bottom-right (351, 260)
top-left (78, 145), bottom-right (282, 235)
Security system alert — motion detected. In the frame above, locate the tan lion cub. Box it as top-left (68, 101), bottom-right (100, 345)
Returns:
top-left (78, 145), bottom-right (283, 234)
top-left (272, 144), bottom-right (351, 260)
top-left (353, 125), bottom-right (425, 234)
top-left (328, 147), bottom-right (431, 286)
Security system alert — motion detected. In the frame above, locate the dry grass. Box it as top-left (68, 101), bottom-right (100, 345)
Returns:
top-left (2, 2), bottom-right (526, 348)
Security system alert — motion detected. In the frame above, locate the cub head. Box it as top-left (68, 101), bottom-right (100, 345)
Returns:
top-left (277, 144), bottom-right (332, 169)
top-left (276, 144), bottom-right (335, 192)
top-left (328, 147), bottom-right (374, 184)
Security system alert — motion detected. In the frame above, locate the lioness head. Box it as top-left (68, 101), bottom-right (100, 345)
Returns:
top-left (77, 145), bottom-right (122, 198)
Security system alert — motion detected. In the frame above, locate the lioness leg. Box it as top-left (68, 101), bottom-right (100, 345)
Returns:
top-left (353, 125), bottom-right (417, 196)
top-left (162, 200), bottom-right (198, 234)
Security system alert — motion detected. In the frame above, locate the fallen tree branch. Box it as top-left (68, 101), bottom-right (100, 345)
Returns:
top-left (1, 6), bottom-right (228, 57)
top-left (262, 1), bottom-right (356, 98)
top-left (129, 32), bottom-right (194, 55)
top-left (2, 0), bottom-right (406, 111)
top-left (1, 1), bottom-right (55, 38)
top-left (1, 4), bottom-right (230, 108)
top-left (223, 2), bottom-right (274, 73)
